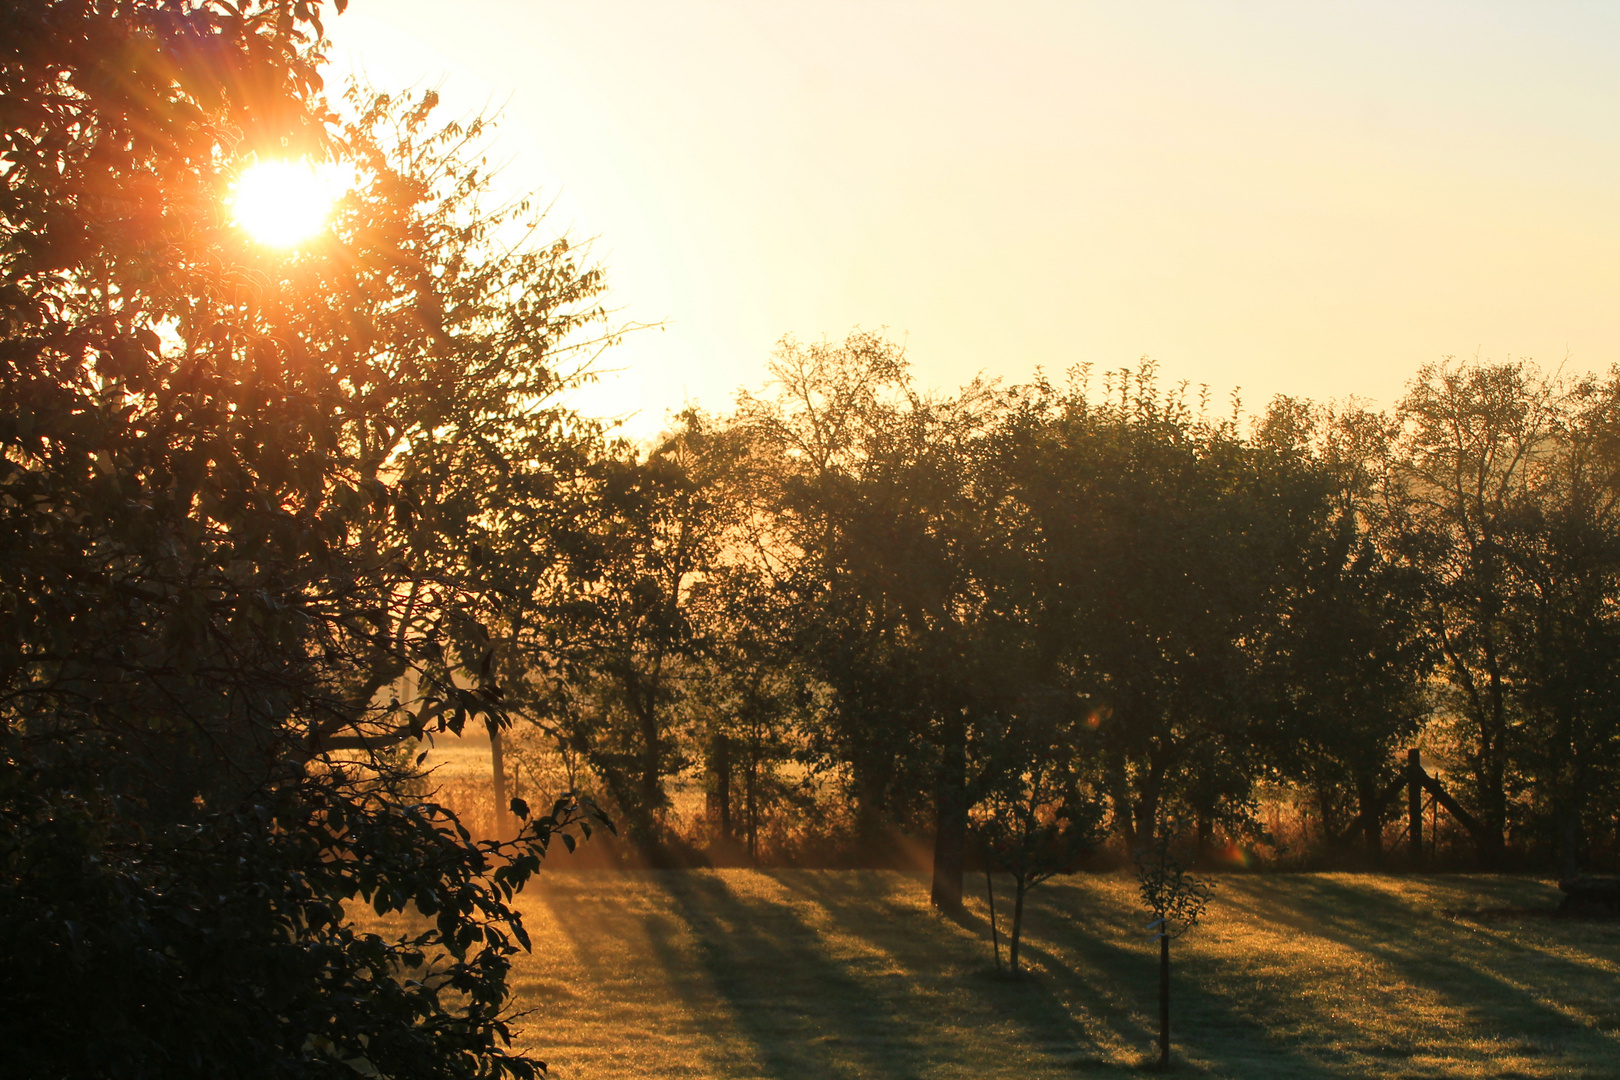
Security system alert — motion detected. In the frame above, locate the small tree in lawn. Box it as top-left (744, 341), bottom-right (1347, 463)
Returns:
top-left (974, 708), bottom-right (1104, 975)
top-left (1135, 834), bottom-right (1216, 1070)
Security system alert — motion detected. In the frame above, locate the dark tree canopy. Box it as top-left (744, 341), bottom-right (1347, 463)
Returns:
top-left (2, 3), bottom-right (608, 1076)
top-left (659, 352), bottom-right (1619, 878)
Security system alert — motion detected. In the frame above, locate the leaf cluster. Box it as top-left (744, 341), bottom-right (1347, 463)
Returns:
top-left (2, 3), bottom-right (613, 1075)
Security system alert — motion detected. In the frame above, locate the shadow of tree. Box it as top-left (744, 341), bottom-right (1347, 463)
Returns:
top-left (650, 869), bottom-right (943, 1079)
top-left (771, 870), bottom-right (1146, 1068)
top-left (1211, 875), bottom-right (1620, 1066)
top-left (516, 870), bottom-right (1620, 1079)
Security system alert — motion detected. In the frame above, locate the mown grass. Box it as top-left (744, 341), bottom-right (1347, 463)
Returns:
top-left (492, 871), bottom-right (1620, 1079)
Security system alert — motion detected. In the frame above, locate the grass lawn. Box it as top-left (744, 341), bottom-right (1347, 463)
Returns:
top-left (488, 870), bottom-right (1619, 1079)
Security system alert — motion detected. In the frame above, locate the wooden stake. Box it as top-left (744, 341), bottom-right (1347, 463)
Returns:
top-left (1158, 932), bottom-right (1171, 1069)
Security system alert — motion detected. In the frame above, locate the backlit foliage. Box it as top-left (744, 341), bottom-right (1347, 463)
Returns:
top-left (1, 3), bottom-right (609, 1076)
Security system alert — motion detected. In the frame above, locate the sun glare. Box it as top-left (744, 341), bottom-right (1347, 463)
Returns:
top-left (229, 159), bottom-right (341, 248)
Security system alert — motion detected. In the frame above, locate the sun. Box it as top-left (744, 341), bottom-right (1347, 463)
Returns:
top-left (228, 159), bottom-right (341, 248)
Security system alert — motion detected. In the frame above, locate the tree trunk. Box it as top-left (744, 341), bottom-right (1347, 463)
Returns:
top-left (983, 845), bottom-right (1002, 973)
top-left (1559, 803), bottom-right (1580, 882)
top-left (1134, 749), bottom-right (1166, 848)
top-left (1555, 722), bottom-right (1582, 882)
top-left (1443, 623), bottom-right (1510, 868)
top-left (1356, 772), bottom-right (1384, 861)
top-left (487, 718), bottom-right (508, 839)
top-left (1112, 789), bottom-right (1139, 846)
top-left (1134, 783), bottom-right (1162, 848)
top-left (707, 733), bottom-right (733, 843)
top-left (1476, 647), bottom-right (1510, 867)
top-left (1315, 785), bottom-right (1340, 847)
top-left (745, 746), bottom-right (759, 863)
top-left (1009, 877), bottom-right (1028, 972)
top-left (1478, 736), bottom-right (1508, 867)
top-left (930, 712), bottom-right (967, 912)
top-left (637, 696), bottom-right (665, 855)
top-left (852, 753), bottom-right (889, 857)
top-left (1408, 748), bottom-right (1424, 867)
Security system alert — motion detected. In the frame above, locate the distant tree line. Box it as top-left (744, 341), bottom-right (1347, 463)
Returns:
top-left (520, 335), bottom-right (1620, 892)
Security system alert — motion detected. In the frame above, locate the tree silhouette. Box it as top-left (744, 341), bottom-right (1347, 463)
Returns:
top-left (1, 5), bottom-right (609, 1075)
top-left (974, 699), bottom-right (1104, 973)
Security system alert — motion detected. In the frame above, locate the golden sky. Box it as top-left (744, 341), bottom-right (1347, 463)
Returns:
top-left (330, 1), bottom-right (1620, 433)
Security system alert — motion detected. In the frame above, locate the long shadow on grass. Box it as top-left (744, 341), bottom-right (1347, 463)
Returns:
top-left (765, 870), bottom-right (1145, 1071)
top-left (1224, 876), bottom-right (1612, 1030)
top-left (527, 872), bottom-right (903, 1077)
top-left (1215, 876), bottom-right (1620, 1068)
top-left (645, 870), bottom-right (946, 1080)
top-left (1014, 876), bottom-right (1384, 1078)
top-left (769, 871), bottom-right (1377, 1078)
top-left (528, 872), bottom-right (1521, 1078)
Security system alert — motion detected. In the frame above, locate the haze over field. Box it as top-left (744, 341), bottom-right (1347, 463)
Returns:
top-left (329, 1), bottom-right (1620, 432)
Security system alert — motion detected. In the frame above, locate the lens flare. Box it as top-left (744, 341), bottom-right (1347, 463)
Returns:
top-left (229, 159), bottom-right (340, 248)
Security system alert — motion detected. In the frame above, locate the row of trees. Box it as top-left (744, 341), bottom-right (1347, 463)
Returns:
top-left (514, 339), bottom-right (1620, 893)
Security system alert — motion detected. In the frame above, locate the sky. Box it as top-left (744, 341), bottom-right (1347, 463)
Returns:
top-left (326, 1), bottom-right (1620, 435)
